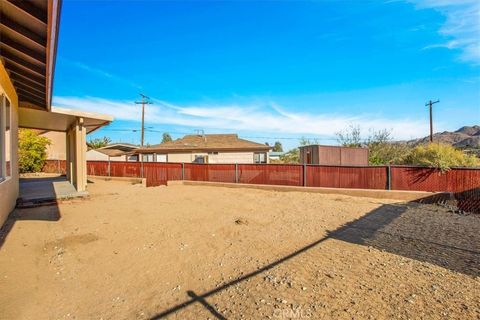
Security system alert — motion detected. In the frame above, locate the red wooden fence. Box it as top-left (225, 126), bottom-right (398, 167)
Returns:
top-left (307, 165), bottom-right (387, 189)
top-left (238, 164), bottom-right (303, 186)
top-left (144, 163), bottom-right (183, 187)
top-left (42, 160), bottom-right (480, 213)
top-left (184, 163), bottom-right (236, 183)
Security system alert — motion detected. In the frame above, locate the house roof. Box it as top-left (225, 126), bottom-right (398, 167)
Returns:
top-left (137, 134), bottom-right (271, 153)
top-left (96, 143), bottom-right (138, 157)
top-left (96, 148), bottom-right (133, 157)
top-left (269, 152), bottom-right (286, 157)
top-left (0, 0), bottom-right (62, 111)
top-left (100, 143), bottom-right (139, 151)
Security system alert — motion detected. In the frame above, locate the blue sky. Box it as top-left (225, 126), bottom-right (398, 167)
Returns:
top-left (52, 0), bottom-right (480, 150)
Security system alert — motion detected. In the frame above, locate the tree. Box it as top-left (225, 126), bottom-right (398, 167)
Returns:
top-left (336, 126), bottom-right (409, 165)
top-left (87, 136), bottom-right (111, 150)
top-left (404, 143), bottom-right (478, 172)
top-left (162, 133), bottom-right (173, 143)
top-left (336, 125), bottom-right (362, 147)
top-left (273, 141), bottom-right (283, 152)
top-left (18, 129), bottom-right (51, 173)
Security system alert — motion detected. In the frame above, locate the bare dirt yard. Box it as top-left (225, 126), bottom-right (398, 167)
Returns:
top-left (0, 179), bottom-right (479, 320)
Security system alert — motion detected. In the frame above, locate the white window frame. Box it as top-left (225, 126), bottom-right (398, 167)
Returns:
top-left (254, 152), bottom-right (267, 164)
top-left (0, 94), bottom-right (12, 182)
top-left (127, 154), bottom-right (139, 162)
top-left (155, 153), bottom-right (167, 162)
top-left (142, 153), bottom-right (154, 162)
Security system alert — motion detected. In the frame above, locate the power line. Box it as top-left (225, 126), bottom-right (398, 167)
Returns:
top-left (102, 128), bottom-right (338, 141)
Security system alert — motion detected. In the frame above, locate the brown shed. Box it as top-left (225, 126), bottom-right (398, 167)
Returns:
top-left (299, 145), bottom-right (369, 166)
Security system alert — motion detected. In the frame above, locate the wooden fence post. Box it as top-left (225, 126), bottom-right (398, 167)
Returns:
top-left (235, 163), bottom-right (239, 183)
top-left (387, 165), bottom-right (391, 190)
top-left (108, 159), bottom-right (111, 177)
top-left (181, 162), bottom-right (185, 180)
top-left (303, 164), bottom-right (307, 187)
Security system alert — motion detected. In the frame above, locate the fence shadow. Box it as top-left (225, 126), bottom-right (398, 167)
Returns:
top-left (149, 197), bottom-right (479, 319)
top-left (330, 200), bottom-right (480, 277)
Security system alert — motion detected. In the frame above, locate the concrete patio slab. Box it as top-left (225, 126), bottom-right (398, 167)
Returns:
top-left (18, 175), bottom-right (88, 207)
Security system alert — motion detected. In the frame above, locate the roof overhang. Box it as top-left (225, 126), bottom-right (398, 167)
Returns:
top-left (19, 106), bottom-right (113, 134)
top-left (0, 0), bottom-right (62, 111)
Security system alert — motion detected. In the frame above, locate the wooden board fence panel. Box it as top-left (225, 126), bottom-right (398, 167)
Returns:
top-left (238, 164), bottom-right (303, 186)
top-left (306, 165), bottom-right (387, 190)
top-left (143, 163), bottom-right (183, 187)
top-left (184, 163), bottom-right (236, 183)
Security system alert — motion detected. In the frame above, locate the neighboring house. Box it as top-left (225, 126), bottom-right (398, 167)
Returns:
top-left (39, 131), bottom-right (66, 160)
top-left (87, 143), bottom-right (139, 162)
top-left (269, 151), bottom-right (285, 161)
top-left (136, 134), bottom-right (271, 164)
top-left (299, 145), bottom-right (369, 166)
top-left (0, 1), bottom-right (112, 227)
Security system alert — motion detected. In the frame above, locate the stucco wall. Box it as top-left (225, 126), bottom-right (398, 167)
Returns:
top-left (0, 63), bottom-right (19, 227)
top-left (164, 151), bottom-right (265, 164)
top-left (166, 153), bottom-right (197, 163)
top-left (208, 152), bottom-right (255, 164)
top-left (42, 131), bottom-right (66, 160)
top-left (86, 150), bottom-right (109, 161)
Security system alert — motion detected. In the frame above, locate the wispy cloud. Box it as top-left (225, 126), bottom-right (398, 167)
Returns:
top-left (53, 96), bottom-right (429, 140)
top-left (60, 57), bottom-right (143, 89)
top-left (411, 0), bottom-right (480, 64)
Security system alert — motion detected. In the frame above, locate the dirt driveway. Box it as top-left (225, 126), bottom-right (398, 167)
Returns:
top-left (0, 179), bottom-right (478, 319)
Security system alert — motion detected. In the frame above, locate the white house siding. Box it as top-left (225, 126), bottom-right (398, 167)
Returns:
top-left (208, 152), bottom-right (256, 164)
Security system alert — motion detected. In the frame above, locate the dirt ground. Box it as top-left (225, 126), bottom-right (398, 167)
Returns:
top-left (0, 179), bottom-right (479, 320)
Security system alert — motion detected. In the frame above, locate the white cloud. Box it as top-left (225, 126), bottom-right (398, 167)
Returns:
top-left (411, 0), bottom-right (480, 64)
top-left (53, 96), bottom-right (429, 140)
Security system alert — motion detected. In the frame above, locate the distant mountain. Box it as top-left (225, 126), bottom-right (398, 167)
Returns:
top-left (408, 125), bottom-right (480, 148)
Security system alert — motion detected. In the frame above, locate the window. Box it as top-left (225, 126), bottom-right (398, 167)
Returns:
top-left (127, 155), bottom-right (139, 162)
top-left (254, 152), bottom-right (267, 164)
top-left (155, 154), bottom-right (167, 162)
top-left (142, 153), bottom-right (154, 162)
top-left (208, 152), bottom-right (219, 155)
top-left (1, 94), bottom-right (12, 181)
top-left (193, 155), bottom-right (207, 163)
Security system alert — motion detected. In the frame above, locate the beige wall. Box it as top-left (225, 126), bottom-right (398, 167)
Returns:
top-left (86, 150), bottom-right (126, 162)
top-left (208, 152), bottom-right (256, 164)
top-left (86, 149), bottom-right (109, 161)
top-left (0, 62), bottom-right (19, 227)
top-left (42, 131), bottom-right (66, 160)
top-left (162, 151), bottom-right (268, 164)
top-left (166, 153), bottom-right (203, 163)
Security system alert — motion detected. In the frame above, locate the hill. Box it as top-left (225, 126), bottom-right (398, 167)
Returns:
top-left (408, 125), bottom-right (480, 148)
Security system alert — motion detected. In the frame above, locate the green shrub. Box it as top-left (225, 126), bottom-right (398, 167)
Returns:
top-left (404, 143), bottom-right (479, 172)
top-left (18, 129), bottom-right (51, 173)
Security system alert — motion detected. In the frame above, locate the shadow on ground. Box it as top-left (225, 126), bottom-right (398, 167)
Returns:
top-left (0, 205), bottom-right (60, 250)
top-left (149, 197), bottom-right (480, 319)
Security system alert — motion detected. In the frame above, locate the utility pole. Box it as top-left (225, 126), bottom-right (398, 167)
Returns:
top-left (135, 94), bottom-right (153, 147)
top-left (425, 99), bottom-right (439, 143)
